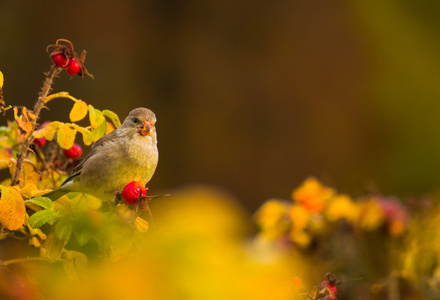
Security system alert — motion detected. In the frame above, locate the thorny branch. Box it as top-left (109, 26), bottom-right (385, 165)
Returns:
top-left (11, 65), bottom-right (62, 186)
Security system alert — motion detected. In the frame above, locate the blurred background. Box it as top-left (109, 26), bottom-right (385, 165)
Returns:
top-left (2, 0), bottom-right (440, 211)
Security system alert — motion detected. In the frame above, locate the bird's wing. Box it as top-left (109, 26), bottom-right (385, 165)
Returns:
top-left (63, 129), bottom-right (120, 184)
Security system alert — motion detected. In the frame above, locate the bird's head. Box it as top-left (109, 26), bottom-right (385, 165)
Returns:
top-left (122, 107), bottom-right (157, 137)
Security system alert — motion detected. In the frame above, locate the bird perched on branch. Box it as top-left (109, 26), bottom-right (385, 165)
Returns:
top-left (44, 107), bottom-right (158, 201)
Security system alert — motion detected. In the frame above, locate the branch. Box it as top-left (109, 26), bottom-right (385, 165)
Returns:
top-left (11, 65), bottom-right (62, 186)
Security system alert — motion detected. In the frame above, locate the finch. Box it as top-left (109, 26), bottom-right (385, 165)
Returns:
top-left (44, 107), bottom-right (158, 201)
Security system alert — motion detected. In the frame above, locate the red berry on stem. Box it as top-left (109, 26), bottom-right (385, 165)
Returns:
top-left (33, 137), bottom-right (47, 148)
top-left (52, 53), bottom-right (70, 68)
top-left (322, 280), bottom-right (337, 295)
top-left (122, 181), bottom-right (148, 205)
top-left (64, 143), bottom-right (82, 160)
top-left (66, 58), bottom-right (81, 75)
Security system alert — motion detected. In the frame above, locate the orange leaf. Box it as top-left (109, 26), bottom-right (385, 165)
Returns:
top-left (13, 107), bottom-right (32, 138)
top-left (70, 100), bottom-right (88, 122)
top-left (56, 124), bottom-right (77, 149)
top-left (0, 186), bottom-right (26, 230)
top-left (106, 122), bottom-right (115, 134)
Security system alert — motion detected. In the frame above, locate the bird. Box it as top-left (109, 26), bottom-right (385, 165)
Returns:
top-left (43, 107), bottom-right (158, 201)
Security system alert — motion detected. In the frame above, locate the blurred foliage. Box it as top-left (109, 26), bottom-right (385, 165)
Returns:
top-left (255, 177), bottom-right (440, 299)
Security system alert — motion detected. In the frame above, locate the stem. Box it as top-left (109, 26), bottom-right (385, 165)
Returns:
top-left (11, 65), bottom-right (62, 186)
top-left (0, 256), bottom-right (49, 266)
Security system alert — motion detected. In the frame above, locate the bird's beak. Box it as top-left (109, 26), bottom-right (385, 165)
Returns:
top-left (139, 120), bottom-right (153, 136)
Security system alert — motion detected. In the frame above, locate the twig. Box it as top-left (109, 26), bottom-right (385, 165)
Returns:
top-left (0, 256), bottom-right (49, 266)
top-left (11, 65), bottom-right (62, 186)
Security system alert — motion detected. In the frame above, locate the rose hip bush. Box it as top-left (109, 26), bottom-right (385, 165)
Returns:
top-left (0, 39), bottom-right (153, 285)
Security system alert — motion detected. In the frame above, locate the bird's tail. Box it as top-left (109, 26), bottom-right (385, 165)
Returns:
top-left (42, 188), bottom-right (69, 201)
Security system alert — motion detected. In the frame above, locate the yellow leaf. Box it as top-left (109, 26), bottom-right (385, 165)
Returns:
top-left (0, 159), bottom-right (9, 170)
top-left (44, 231), bottom-right (65, 263)
top-left (0, 148), bottom-right (13, 161)
top-left (88, 105), bottom-right (105, 129)
top-left (9, 159), bottom-right (40, 188)
top-left (0, 186), bottom-right (26, 230)
top-left (69, 100), bottom-right (88, 122)
top-left (134, 216), bottom-right (149, 232)
top-left (56, 124), bottom-right (77, 149)
top-left (0, 70), bottom-right (3, 89)
top-left (33, 121), bottom-right (61, 141)
top-left (20, 183), bottom-right (50, 198)
top-left (72, 124), bottom-right (93, 146)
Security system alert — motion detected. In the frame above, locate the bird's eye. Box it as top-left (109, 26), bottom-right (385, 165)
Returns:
top-left (132, 118), bottom-right (139, 124)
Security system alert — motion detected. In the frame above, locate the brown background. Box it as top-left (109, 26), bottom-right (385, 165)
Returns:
top-left (2, 1), bottom-right (440, 210)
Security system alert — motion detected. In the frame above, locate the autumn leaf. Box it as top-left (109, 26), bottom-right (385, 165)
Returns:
top-left (106, 122), bottom-right (115, 134)
top-left (44, 231), bottom-right (65, 262)
top-left (102, 110), bottom-right (121, 128)
top-left (13, 107), bottom-right (32, 138)
top-left (57, 123), bottom-right (77, 149)
top-left (0, 70), bottom-right (3, 89)
top-left (0, 159), bottom-right (9, 170)
top-left (134, 216), bottom-right (149, 232)
top-left (0, 186), bottom-right (26, 230)
top-left (20, 184), bottom-right (51, 198)
top-left (33, 121), bottom-right (61, 141)
top-left (9, 159), bottom-right (40, 188)
top-left (70, 100), bottom-right (88, 122)
top-left (88, 105), bottom-right (105, 129)
top-left (72, 124), bottom-right (93, 146)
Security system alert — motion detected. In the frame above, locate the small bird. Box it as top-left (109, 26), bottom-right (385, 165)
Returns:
top-left (44, 107), bottom-right (159, 201)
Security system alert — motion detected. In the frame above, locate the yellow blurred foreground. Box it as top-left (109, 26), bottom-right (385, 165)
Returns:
top-left (1, 187), bottom-right (308, 300)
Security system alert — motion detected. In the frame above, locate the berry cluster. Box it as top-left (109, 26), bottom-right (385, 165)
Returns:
top-left (46, 39), bottom-right (93, 78)
top-left (52, 53), bottom-right (81, 76)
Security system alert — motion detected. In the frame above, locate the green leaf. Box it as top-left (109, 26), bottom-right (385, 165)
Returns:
top-left (102, 110), bottom-right (121, 128)
top-left (25, 197), bottom-right (54, 210)
top-left (55, 218), bottom-right (73, 241)
top-left (70, 100), bottom-right (88, 122)
top-left (90, 118), bottom-right (107, 142)
top-left (88, 105), bottom-right (105, 129)
top-left (74, 230), bottom-right (91, 246)
top-left (57, 123), bottom-right (77, 149)
top-left (29, 210), bottom-right (60, 228)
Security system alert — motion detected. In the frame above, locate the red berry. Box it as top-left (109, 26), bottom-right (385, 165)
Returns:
top-left (33, 137), bottom-right (47, 147)
top-left (322, 280), bottom-right (337, 295)
top-left (122, 181), bottom-right (148, 205)
top-left (64, 143), bottom-right (82, 160)
top-left (52, 53), bottom-right (70, 68)
top-left (66, 58), bottom-right (81, 75)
